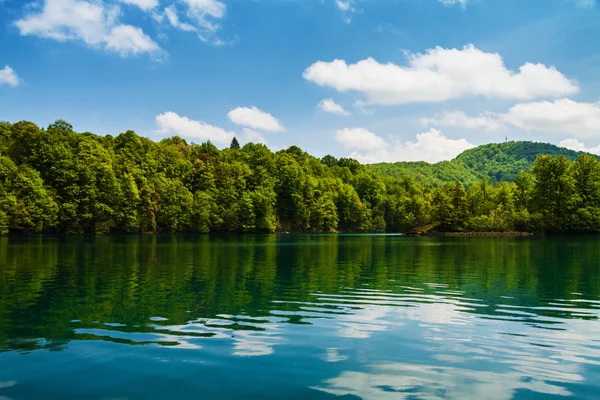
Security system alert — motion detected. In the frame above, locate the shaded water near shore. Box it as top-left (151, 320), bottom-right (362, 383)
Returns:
top-left (1, 234), bottom-right (600, 399)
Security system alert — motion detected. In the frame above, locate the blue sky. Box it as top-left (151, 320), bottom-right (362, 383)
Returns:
top-left (1, 0), bottom-right (600, 162)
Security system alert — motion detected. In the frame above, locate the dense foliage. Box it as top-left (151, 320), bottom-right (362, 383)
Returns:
top-left (1, 120), bottom-right (600, 234)
top-left (368, 141), bottom-right (596, 187)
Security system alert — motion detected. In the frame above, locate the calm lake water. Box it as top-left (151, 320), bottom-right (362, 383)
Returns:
top-left (1, 235), bottom-right (600, 400)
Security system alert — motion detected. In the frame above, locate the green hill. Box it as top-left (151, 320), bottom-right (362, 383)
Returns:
top-left (367, 141), bottom-right (597, 187)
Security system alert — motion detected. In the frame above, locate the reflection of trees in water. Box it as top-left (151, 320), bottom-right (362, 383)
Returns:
top-left (0, 235), bottom-right (599, 353)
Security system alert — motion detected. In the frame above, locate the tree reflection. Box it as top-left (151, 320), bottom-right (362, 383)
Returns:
top-left (0, 235), bottom-right (599, 354)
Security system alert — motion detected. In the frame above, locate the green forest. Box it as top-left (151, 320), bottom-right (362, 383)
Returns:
top-left (1, 119), bottom-right (600, 235)
top-left (368, 141), bottom-right (596, 187)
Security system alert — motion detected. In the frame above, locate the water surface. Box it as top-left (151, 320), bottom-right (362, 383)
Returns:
top-left (1, 235), bottom-right (600, 399)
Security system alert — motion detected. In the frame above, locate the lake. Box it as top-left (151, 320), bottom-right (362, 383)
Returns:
top-left (1, 234), bottom-right (600, 400)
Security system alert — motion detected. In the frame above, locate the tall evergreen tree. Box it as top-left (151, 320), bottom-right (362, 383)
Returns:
top-left (230, 137), bottom-right (240, 150)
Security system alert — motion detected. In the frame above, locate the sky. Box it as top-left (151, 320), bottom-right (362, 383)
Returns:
top-left (1, 0), bottom-right (600, 163)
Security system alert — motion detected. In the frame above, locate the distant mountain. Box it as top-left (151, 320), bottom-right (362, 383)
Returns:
top-left (367, 141), bottom-right (597, 187)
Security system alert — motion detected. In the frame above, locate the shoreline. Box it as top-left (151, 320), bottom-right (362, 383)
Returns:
top-left (0, 231), bottom-right (539, 237)
top-left (430, 232), bottom-right (535, 237)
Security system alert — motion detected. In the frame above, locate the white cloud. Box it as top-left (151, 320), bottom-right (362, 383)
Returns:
top-left (335, 128), bottom-right (475, 163)
top-left (335, 128), bottom-right (387, 151)
top-left (559, 138), bottom-right (600, 155)
top-left (154, 111), bottom-right (234, 144)
top-left (15, 0), bottom-right (161, 57)
top-left (303, 44), bottom-right (578, 105)
top-left (185, 0), bottom-right (226, 19)
top-left (335, 0), bottom-right (353, 11)
top-left (502, 98), bottom-right (600, 138)
top-left (160, 0), bottom-right (226, 43)
top-left (0, 66), bottom-right (20, 87)
top-left (421, 110), bottom-right (503, 131)
top-left (335, 0), bottom-right (356, 23)
top-left (242, 128), bottom-right (267, 145)
top-left (118, 0), bottom-right (157, 11)
top-left (422, 98), bottom-right (600, 138)
top-left (318, 99), bottom-right (351, 116)
top-left (439, 0), bottom-right (469, 8)
top-left (105, 25), bottom-right (160, 56)
top-left (164, 5), bottom-right (196, 32)
top-left (227, 106), bottom-right (285, 132)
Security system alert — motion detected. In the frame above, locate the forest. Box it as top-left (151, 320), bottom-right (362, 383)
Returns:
top-left (368, 141), bottom-right (596, 187)
top-left (1, 119), bottom-right (600, 235)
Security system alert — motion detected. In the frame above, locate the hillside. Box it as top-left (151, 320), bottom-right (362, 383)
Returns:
top-left (367, 141), bottom-right (596, 187)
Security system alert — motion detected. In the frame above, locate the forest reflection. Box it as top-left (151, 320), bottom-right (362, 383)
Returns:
top-left (1, 234), bottom-right (599, 355)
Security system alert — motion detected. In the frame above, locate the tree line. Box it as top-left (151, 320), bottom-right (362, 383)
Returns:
top-left (368, 141), bottom-right (591, 187)
top-left (1, 120), bottom-right (599, 234)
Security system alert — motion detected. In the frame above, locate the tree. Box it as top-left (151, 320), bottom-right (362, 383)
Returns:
top-left (336, 184), bottom-right (371, 232)
top-left (230, 137), bottom-right (240, 150)
top-left (321, 155), bottom-right (338, 168)
top-left (568, 154), bottom-right (600, 232)
top-left (572, 154), bottom-right (600, 207)
top-left (251, 186), bottom-right (277, 232)
top-left (431, 189), bottom-right (453, 231)
top-left (47, 119), bottom-right (73, 134)
top-left (191, 191), bottom-right (218, 233)
top-left (8, 165), bottom-right (58, 233)
top-left (117, 173), bottom-right (141, 233)
top-left (531, 155), bottom-right (576, 231)
top-left (153, 176), bottom-right (194, 233)
top-left (449, 181), bottom-right (468, 231)
top-left (514, 170), bottom-right (532, 211)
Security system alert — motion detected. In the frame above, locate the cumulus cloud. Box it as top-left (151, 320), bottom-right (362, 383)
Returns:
top-left (559, 138), bottom-right (600, 155)
top-left (154, 111), bottom-right (234, 144)
top-left (15, 0), bottom-right (161, 57)
top-left (162, 0), bottom-right (227, 43)
top-left (335, 128), bottom-right (387, 151)
top-left (105, 25), bottom-right (161, 56)
top-left (502, 98), bottom-right (600, 138)
top-left (421, 110), bottom-right (503, 131)
top-left (227, 106), bottom-right (285, 132)
top-left (303, 44), bottom-right (578, 105)
top-left (242, 128), bottom-right (267, 145)
top-left (422, 98), bottom-right (600, 138)
top-left (118, 0), bottom-right (157, 11)
top-left (0, 66), bottom-right (20, 87)
top-left (335, 128), bottom-right (475, 163)
top-left (318, 99), bottom-right (351, 116)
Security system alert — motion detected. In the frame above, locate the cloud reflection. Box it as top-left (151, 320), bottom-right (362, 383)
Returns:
top-left (311, 286), bottom-right (600, 400)
top-left (232, 328), bottom-right (282, 357)
top-left (313, 362), bottom-right (572, 400)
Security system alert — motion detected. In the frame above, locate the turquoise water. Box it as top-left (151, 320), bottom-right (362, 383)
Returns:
top-left (1, 234), bottom-right (600, 399)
